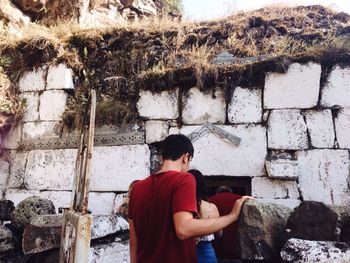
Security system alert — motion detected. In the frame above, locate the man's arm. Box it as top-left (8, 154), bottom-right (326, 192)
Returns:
top-left (129, 219), bottom-right (137, 263)
top-left (173, 196), bottom-right (251, 240)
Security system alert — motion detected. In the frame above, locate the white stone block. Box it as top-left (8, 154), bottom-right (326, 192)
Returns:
top-left (145, 120), bottom-right (168, 143)
top-left (20, 92), bottom-right (39, 122)
top-left (24, 149), bottom-right (77, 190)
top-left (8, 151), bottom-right (28, 188)
top-left (170, 125), bottom-right (267, 176)
top-left (1, 123), bottom-right (22, 149)
top-left (182, 88), bottom-right (225, 124)
top-left (0, 159), bottom-right (10, 189)
top-left (256, 198), bottom-right (301, 209)
top-left (268, 110), bottom-right (308, 150)
top-left (5, 189), bottom-right (40, 206)
top-left (335, 109), bottom-right (350, 149)
top-left (40, 191), bottom-right (71, 212)
top-left (89, 192), bottom-right (116, 215)
top-left (18, 67), bottom-right (46, 92)
top-left (39, 90), bottom-right (67, 121)
top-left (298, 150), bottom-right (350, 205)
top-left (264, 63), bottom-right (321, 109)
top-left (251, 177), bottom-right (300, 199)
top-left (228, 87), bottom-right (262, 123)
top-left (22, 122), bottom-right (58, 140)
top-left (137, 89), bottom-right (179, 119)
top-left (321, 66), bottom-right (350, 108)
top-left (89, 241), bottom-right (129, 263)
top-left (265, 159), bottom-right (298, 180)
top-left (90, 145), bottom-right (150, 191)
top-left (114, 193), bottom-right (128, 213)
top-left (46, 64), bottom-right (74, 90)
top-left (305, 110), bottom-right (335, 148)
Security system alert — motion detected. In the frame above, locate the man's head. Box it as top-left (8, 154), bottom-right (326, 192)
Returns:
top-left (162, 134), bottom-right (194, 172)
top-left (216, 185), bottom-right (232, 194)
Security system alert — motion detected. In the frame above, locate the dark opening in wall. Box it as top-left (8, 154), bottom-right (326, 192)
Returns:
top-left (204, 176), bottom-right (252, 197)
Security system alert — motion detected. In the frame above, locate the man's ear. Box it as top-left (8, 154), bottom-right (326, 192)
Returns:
top-left (182, 153), bottom-right (190, 164)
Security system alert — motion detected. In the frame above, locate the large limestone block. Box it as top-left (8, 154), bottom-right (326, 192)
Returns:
top-left (7, 151), bottom-right (28, 188)
top-left (321, 66), bottom-right (350, 108)
top-left (268, 110), bottom-right (308, 150)
top-left (39, 90), bottom-right (67, 121)
top-left (22, 121), bottom-right (59, 140)
top-left (5, 189), bottom-right (40, 206)
top-left (18, 67), bottom-right (46, 92)
top-left (89, 192), bottom-right (116, 215)
top-left (0, 159), bottom-right (10, 189)
top-left (170, 125), bottom-right (267, 176)
top-left (137, 89), bottom-right (179, 119)
top-left (145, 120), bottom-right (168, 143)
top-left (264, 63), bottom-right (321, 109)
top-left (40, 191), bottom-right (71, 212)
top-left (20, 92), bottom-right (39, 122)
top-left (251, 177), bottom-right (299, 199)
top-left (46, 64), bottom-right (74, 90)
top-left (91, 215), bottom-right (129, 239)
top-left (238, 200), bottom-right (292, 261)
top-left (89, 241), bottom-right (129, 263)
top-left (335, 109), bottom-right (350, 149)
top-left (281, 238), bottom-right (350, 263)
top-left (305, 110), bottom-right (335, 148)
top-left (24, 149), bottom-right (77, 190)
top-left (265, 159), bottom-right (298, 180)
top-left (228, 87), bottom-right (262, 123)
top-left (90, 145), bottom-right (150, 192)
top-left (182, 88), bottom-right (226, 124)
top-left (298, 150), bottom-right (350, 205)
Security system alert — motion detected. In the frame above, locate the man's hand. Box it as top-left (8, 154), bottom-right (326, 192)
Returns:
top-left (230, 196), bottom-right (254, 220)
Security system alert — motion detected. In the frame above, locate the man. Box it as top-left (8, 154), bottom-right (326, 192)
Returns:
top-left (128, 134), bottom-right (250, 263)
top-left (208, 186), bottom-right (243, 263)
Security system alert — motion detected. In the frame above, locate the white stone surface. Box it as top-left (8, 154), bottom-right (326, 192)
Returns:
top-left (228, 87), bottom-right (262, 123)
top-left (298, 150), bottom-right (350, 205)
top-left (20, 92), bottom-right (39, 122)
top-left (89, 192), bottom-right (116, 215)
top-left (137, 89), bottom-right (179, 119)
top-left (305, 110), bottom-right (335, 148)
top-left (251, 177), bottom-right (300, 199)
top-left (265, 159), bottom-right (298, 180)
top-left (1, 123), bottom-right (22, 149)
top-left (24, 149), bottom-right (77, 190)
top-left (256, 198), bottom-right (301, 209)
top-left (145, 120), bottom-right (168, 143)
top-left (114, 193), bottom-right (127, 213)
top-left (321, 66), bottom-right (350, 108)
top-left (39, 90), bottom-right (67, 121)
top-left (5, 189), bottom-right (40, 206)
top-left (89, 241), bottom-right (129, 263)
top-left (268, 110), bottom-right (308, 150)
top-left (90, 145), bottom-right (150, 191)
top-left (264, 63), bottom-right (321, 109)
top-left (18, 67), bottom-right (46, 92)
top-left (7, 151), bottom-right (28, 188)
top-left (46, 64), bottom-right (74, 90)
top-left (335, 109), bottom-right (350, 149)
top-left (0, 159), bottom-right (10, 189)
top-left (91, 215), bottom-right (129, 239)
top-left (170, 125), bottom-right (267, 176)
top-left (22, 122), bottom-right (58, 140)
top-left (40, 191), bottom-right (71, 212)
top-left (182, 88), bottom-right (226, 124)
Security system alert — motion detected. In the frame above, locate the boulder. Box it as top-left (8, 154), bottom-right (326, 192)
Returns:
top-left (0, 200), bottom-right (14, 221)
top-left (11, 196), bottom-right (56, 231)
top-left (281, 238), bottom-right (350, 263)
top-left (237, 200), bottom-right (291, 261)
top-left (0, 226), bottom-right (15, 258)
top-left (286, 201), bottom-right (338, 241)
top-left (91, 215), bottom-right (129, 240)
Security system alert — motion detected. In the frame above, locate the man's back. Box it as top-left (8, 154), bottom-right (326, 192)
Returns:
top-left (208, 192), bottom-right (242, 259)
top-left (129, 171), bottom-right (197, 263)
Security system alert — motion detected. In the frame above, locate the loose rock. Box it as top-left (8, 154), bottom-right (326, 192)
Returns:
top-left (0, 200), bottom-right (14, 221)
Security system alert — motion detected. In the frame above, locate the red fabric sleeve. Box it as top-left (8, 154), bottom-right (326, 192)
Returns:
top-left (172, 173), bottom-right (197, 215)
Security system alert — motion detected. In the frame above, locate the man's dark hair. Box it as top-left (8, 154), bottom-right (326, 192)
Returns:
top-left (216, 185), bottom-right (232, 194)
top-left (162, 134), bottom-right (194, 161)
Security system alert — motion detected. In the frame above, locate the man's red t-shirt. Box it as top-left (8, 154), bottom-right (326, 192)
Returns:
top-left (208, 192), bottom-right (242, 259)
top-left (128, 171), bottom-right (198, 263)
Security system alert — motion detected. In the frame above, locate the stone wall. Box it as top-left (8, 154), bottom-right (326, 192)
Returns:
top-left (1, 61), bottom-right (350, 214)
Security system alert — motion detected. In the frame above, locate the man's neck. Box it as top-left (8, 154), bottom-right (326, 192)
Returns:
top-left (157, 160), bottom-right (182, 173)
